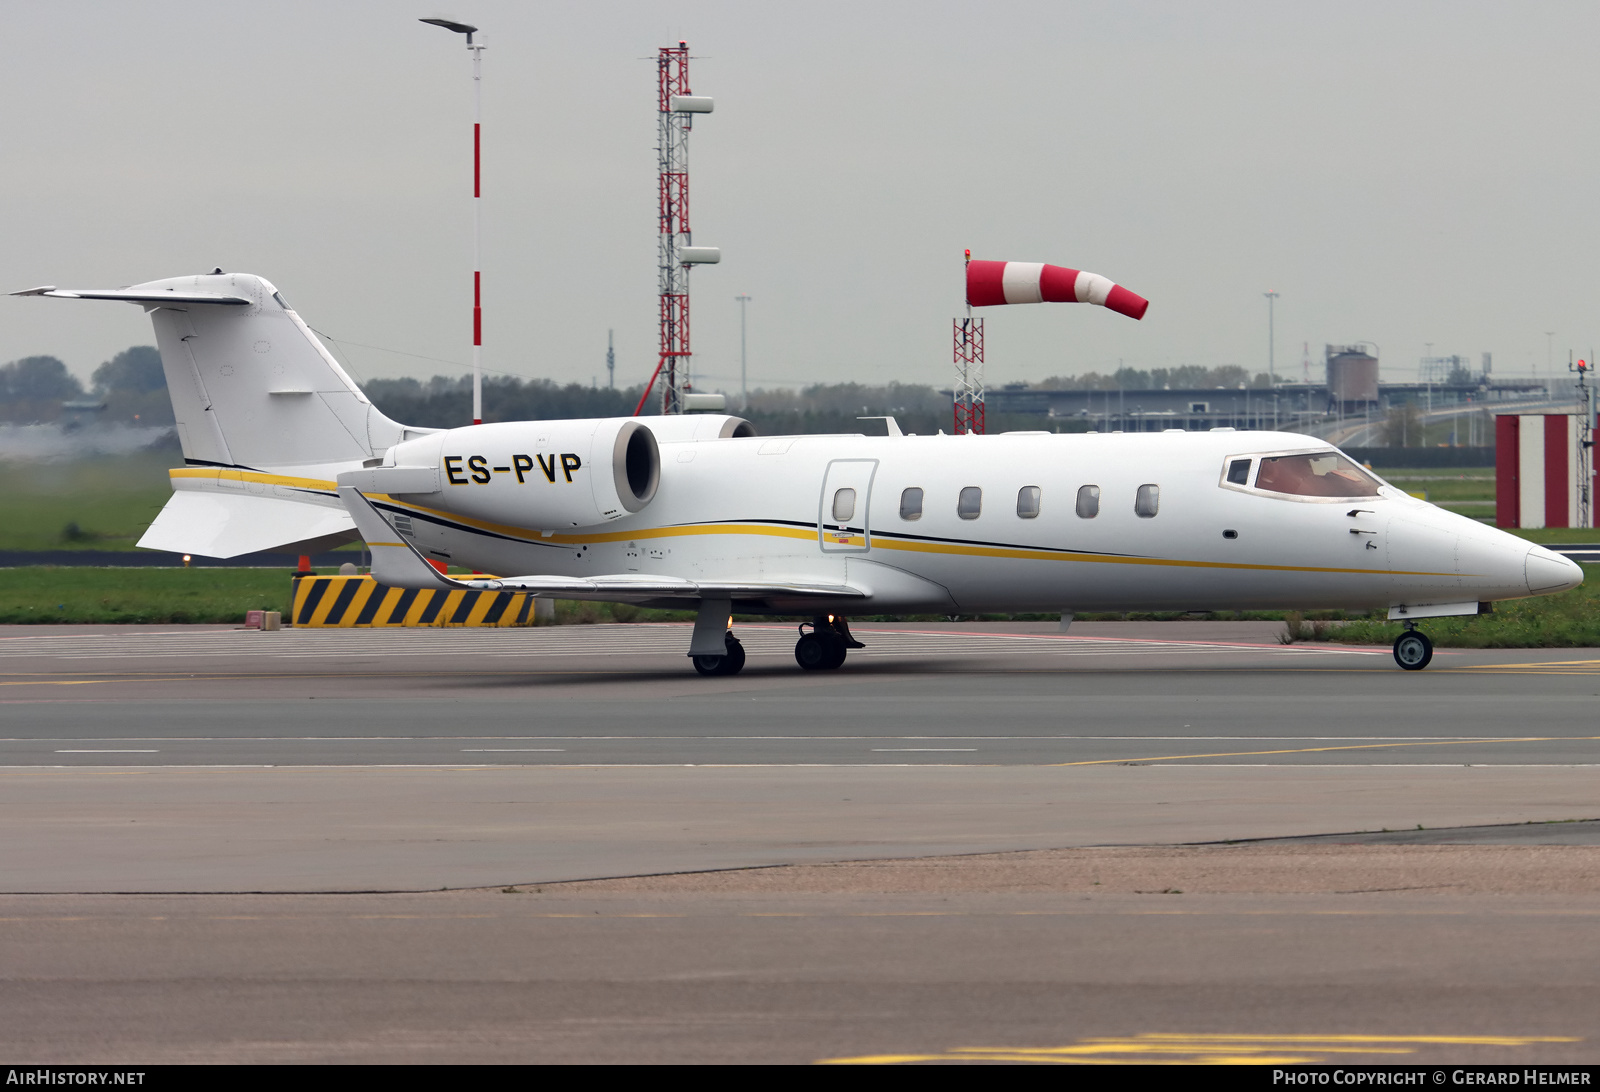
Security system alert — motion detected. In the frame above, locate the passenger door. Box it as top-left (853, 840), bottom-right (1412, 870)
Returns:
top-left (818, 459), bottom-right (877, 553)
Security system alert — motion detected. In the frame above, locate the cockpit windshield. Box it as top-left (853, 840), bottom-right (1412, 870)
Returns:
top-left (1254, 452), bottom-right (1381, 499)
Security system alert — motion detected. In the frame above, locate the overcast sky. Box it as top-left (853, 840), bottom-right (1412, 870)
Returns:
top-left (3, 1), bottom-right (1597, 397)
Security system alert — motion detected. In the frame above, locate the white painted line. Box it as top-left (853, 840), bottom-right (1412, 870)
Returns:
top-left (1, 762), bottom-right (1597, 770)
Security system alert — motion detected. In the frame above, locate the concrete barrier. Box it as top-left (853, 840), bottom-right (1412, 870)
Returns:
top-left (291, 574), bottom-right (545, 628)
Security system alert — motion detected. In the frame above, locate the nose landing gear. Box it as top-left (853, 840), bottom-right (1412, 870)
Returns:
top-left (1393, 624), bottom-right (1433, 671)
top-left (795, 615), bottom-right (863, 671)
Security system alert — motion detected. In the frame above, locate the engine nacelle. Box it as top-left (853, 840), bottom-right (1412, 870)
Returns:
top-left (348, 417), bottom-right (660, 529)
top-left (639, 414), bottom-right (756, 442)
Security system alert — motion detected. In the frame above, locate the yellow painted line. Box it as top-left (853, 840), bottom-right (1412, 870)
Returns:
top-left (1046, 735), bottom-right (1600, 767)
top-left (1468, 659), bottom-right (1600, 669)
top-left (1136, 1033), bottom-right (1579, 1044)
top-left (1465, 662), bottom-right (1600, 672)
top-left (819, 1032), bottom-right (1579, 1065)
top-left (0, 680), bottom-right (109, 687)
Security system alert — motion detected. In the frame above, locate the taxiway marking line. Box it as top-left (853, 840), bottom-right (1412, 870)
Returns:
top-left (1047, 735), bottom-right (1600, 766)
top-left (0, 680), bottom-right (110, 687)
top-left (52, 749), bottom-right (158, 754)
top-left (0, 735), bottom-right (1525, 743)
top-left (818, 1032), bottom-right (1583, 1066)
top-left (2, 910), bottom-right (1599, 922)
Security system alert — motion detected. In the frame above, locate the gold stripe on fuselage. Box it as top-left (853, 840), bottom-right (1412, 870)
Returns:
top-left (166, 467), bottom-right (1456, 580)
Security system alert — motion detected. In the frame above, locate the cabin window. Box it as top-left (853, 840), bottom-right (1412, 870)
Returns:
top-left (899, 487), bottom-right (923, 520)
top-left (1135, 484), bottom-right (1160, 518)
top-left (957, 486), bottom-right (982, 520)
top-left (1226, 458), bottom-right (1252, 486)
top-left (832, 488), bottom-right (856, 522)
top-left (1076, 485), bottom-right (1100, 519)
top-left (1255, 453), bottom-right (1381, 498)
top-left (1016, 486), bottom-right (1041, 519)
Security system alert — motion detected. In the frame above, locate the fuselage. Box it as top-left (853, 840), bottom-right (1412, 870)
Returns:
top-left (367, 427), bottom-right (1577, 615)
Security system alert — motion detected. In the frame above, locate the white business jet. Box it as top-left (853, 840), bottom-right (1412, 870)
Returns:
top-left (16, 268), bottom-right (1581, 674)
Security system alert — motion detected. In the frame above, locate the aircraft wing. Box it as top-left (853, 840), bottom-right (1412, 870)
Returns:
top-left (474, 574), bottom-right (865, 601)
top-left (337, 486), bottom-right (865, 604)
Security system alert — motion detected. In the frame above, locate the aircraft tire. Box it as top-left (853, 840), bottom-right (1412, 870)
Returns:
top-left (794, 633), bottom-right (830, 671)
top-left (694, 634), bottom-right (747, 676)
top-left (821, 637), bottom-right (848, 670)
top-left (1393, 631), bottom-right (1433, 671)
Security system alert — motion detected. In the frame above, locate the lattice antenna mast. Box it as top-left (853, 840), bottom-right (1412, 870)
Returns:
top-left (634, 43), bottom-right (717, 416)
top-left (953, 249), bottom-right (985, 434)
top-left (606, 329), bottom-right (615, 390)
top-left (659, 43), bottom-right (691, 415)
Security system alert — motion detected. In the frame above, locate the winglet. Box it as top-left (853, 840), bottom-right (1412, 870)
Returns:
top-left (337, 486), bottom-right (475, 592)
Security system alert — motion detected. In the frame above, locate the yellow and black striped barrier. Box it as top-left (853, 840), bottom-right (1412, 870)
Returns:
top-left (291, 575), bottom-right (541, 628)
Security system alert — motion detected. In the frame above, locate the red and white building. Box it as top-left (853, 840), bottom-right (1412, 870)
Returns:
top-left (1495, 413), bottom-right (1595, 528)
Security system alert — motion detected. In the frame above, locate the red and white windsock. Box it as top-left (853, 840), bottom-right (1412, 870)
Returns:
top-left (966, 260), bottom-right (1149, 321)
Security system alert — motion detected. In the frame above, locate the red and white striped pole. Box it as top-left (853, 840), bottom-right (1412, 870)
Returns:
top-left (470, 36), bottom-right (483, 424)
top-left (421, 17), bottom-right (485, 424)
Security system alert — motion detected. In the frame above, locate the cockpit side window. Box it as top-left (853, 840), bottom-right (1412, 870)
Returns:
top-left (1256, 453), bottom-right (1381, 499)
top-left (1226, 458), bottom-right (1252, 486)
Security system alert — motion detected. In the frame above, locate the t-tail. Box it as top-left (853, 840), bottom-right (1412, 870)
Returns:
top-left (13, 272), bottom-right (433, 557)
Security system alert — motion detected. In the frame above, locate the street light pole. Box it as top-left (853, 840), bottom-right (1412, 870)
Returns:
top-left (421, 17), bottom-right (485, 425)
top-left (1263, 290), bottom-right (1279, 388)
top-left (735, 293), bottom-right (751, 411)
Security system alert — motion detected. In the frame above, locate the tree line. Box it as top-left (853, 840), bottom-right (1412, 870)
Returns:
top-left (0, 347), bottom-right (170, 425)
top-left (2, 346), bottom-right (1271, 435)
top-left (1035, 364), bottom-right (1275, 391)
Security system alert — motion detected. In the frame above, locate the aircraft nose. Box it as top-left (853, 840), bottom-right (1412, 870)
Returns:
top-left (1525, 544), bottom-right (1584, 595)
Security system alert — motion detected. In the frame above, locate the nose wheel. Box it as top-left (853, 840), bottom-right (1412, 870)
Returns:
top-left (1393, 628), bottom-right (1433, 671)
top-left (692, 632), bottom-right (746, 676)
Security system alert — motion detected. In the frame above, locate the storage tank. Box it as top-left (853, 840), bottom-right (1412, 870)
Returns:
top-left (1326, 345), bottom-right (1379, 410)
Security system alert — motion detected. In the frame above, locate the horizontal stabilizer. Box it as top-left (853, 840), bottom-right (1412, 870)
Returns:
top-left (138, 491), bottom-right (356, 558)
top-left (11, 286), bottom-right (251, 305)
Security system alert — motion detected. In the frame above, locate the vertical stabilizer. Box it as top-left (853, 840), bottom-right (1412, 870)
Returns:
top-left (135, 273), bottom-right (407, 470)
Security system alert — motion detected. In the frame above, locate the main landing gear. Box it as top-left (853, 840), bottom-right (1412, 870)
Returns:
top-left (1392, 624), bottom-right (1433, 671)
top-left (692, 631), bottom-right (746, 677)
top-left (795, 615), bottom-right (865, 671)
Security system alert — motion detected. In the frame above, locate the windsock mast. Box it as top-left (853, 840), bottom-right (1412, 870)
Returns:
top-left (953, 257), bottom-right (1149, 435)
top-left (953, 250), bottom-right (985, 436)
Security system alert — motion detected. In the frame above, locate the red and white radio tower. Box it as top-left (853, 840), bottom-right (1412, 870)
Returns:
top-left (635, 41), bottom-right (718, 416)
top-left (953, 250), bottom-right (985, 434)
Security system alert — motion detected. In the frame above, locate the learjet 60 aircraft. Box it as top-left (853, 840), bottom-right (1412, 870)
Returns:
top-left (16, 271), bottom-right (1582, 673)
